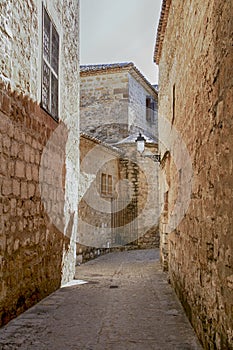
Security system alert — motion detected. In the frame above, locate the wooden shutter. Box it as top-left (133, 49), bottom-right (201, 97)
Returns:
top-left (42, 6), bottom-right (59, 120)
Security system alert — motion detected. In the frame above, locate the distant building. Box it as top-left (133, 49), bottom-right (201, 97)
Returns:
top-left (0, 0), bottom-right (79, 326)
top-left (78, 131), bottom-right (160, 262)
top-left (154, 0), bottom-right (233, 348)
top-left (78, 132), bottom-right (122, 253)
top-left (80, 63), bottom-right (158, 143)
top-left (79, 63), bottom-right (160, 255)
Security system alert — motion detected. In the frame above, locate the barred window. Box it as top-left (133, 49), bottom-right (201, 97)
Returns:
top-left (101, 173), bottom-right (113, 195)
top-left (146, 96), bottom-right (156, 124)
top-left (108, 175), bottom-right (112, 194)
top-left (42, 6), bottom-right (59, 121)
top-left (101, 173), bottom-right (107, 194)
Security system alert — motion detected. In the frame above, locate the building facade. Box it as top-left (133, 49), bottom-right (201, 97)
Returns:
top-left (0, 0), bottom-right (79, 326)
top-left (155, 0), bottom-right (233, 348)
top-left (80, 63), bottom-right (160, 253)
top-left (78, 133), bottom-right (122, 253)
top-left (115, 135), bottom-right (160, 248)
top-left (78, 133), bottom-right (160, 260)
top-left (80, 63), bottom-right (158, 143)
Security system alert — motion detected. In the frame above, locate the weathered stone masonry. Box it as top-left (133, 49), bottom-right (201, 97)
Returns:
top-left (80, 63), bottom-right (159, 253)
top-left (77, 133), bottom-right (160, 262)
top-left (0, 0), bottom-right (79, 326)
top-left (155, 0), bottom-right (233, 349)
top-left (77, 134), bottom-right (121, 262)
top-left (0, 82), bottom-right (67, 326)
top-left (80, 63), bottom-right (158, 143)
top-left (116, 141), bottom-right (160, 249)
top-left (78, 134), bottom-right (121, 249)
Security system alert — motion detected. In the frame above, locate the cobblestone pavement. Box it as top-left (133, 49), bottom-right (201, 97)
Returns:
top-left (0, 249), bottom-right (202, 350)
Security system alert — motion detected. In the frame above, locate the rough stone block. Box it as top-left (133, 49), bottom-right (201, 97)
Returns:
top-left (26, 164), bottom-right (32, 181)
top-left (20, 181), bottom-right (28, 199)
top-left (31, 164), bottom-right (39, 181)
top-left (0, 156), bottom-right (7, 176)
top-left (28, 183), bottom-right (35, 198)
top-left (2, 179), bottom-right (12, 196)
top-left (12, 179), bottom-right (20, 197)
top-left (15, 160), bottom-right (25, 179)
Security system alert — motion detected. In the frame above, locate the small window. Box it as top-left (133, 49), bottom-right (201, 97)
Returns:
top-left (146, 96), bottom-right (156, 123)
top-left (108, 175), bottom-right (112, 194)
top-left (101, 173), bottom-right (113, 196)
top-left (164, 191), bottom-right (169, 211)
top-left (172, 84), bottom-right (176, 125)
top-left (42, 6), bottom-right (59, 121)
top-left (101, 173), bottom-right (107, 194)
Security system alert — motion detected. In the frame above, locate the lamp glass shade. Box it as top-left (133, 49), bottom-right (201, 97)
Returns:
top-left (137, 140), bottom-right (145, 153)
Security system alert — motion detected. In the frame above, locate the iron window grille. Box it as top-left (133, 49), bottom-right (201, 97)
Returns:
top-left (101, 173), bottom-right (113, 196)
top-left (146, 96), bottom-right (156, 124)
top-left (42, 6), bottom-right (59, 121)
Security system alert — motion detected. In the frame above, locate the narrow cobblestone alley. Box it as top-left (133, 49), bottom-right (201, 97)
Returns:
top-left (0, 249), bottom-right (202, 350)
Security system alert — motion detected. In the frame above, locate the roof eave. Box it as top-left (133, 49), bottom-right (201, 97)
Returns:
top-left (80, 63), bottom-right (134, 76)
top-left (154, 0), bottom-right (172, 65)
top-left (80, 63), bottom-right (158, 98)
top-left (80, 132), bottom-right (123, 155)
top-left (129, 66), bottom-right (158, 98)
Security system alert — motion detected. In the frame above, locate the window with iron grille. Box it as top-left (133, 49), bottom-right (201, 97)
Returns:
top-left (108, 175), bottom-right (112, 194)
top-left (146, 96), bottom-right (156, 124)
top-left (42, 6), bottom-right (59, 121)
top-left (101, 173), bottom-right (113, 196)
top-left (101, 173), bottom-right (107, 194)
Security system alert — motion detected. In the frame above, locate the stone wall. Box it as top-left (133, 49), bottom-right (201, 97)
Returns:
top-left (0, 82), bottom-right (68, 326)
top-left (80, 68), bottom-right (158, 143)
top-left (157, 0), bottom-right (233, 348)
top-left (128, 74), bottom-right (158, 138)
top-left (1, 0), bottom-right (40, 99)
top-left (116, 143), bottom-right (160, 249)
top-left (0, 0), bottom-right (79, 325)
top-left (80, 71), bottom-right (129, 143)
top-left (77, 135), bottom-right (160, 263)
top-left (78, 134), bottom-right (121, 249)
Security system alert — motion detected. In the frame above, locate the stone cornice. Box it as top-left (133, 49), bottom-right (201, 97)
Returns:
top-left (80, 132), bottom-right (123, 156)
top-left (154, 0), bottom-right (172, 65)
top-left (129, 66), bottom-right (158, 99)
top-left (80, 63), bottom-right (158, 98)
top-left (80, 62), bottom-right (133, 74)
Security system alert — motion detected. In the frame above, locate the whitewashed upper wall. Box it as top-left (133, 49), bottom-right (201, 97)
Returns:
top-left (128, 74), bottom-right (158, 139)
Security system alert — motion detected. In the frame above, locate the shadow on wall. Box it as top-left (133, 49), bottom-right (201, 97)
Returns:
top-left (0, 83), bottom-right (69, 327)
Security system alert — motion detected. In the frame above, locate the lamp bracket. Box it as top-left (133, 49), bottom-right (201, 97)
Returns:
top-left (142, 154), bottom-right (161, 162)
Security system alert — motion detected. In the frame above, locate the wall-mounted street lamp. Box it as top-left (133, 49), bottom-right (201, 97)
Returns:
top-left (135, 132), bottom-right (160, 162)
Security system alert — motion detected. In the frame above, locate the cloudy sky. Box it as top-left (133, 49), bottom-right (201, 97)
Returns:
top-left (80, 0), bottom-right (163, 84)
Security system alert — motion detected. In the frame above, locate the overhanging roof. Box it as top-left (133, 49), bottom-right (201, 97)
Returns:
top-left (154, 0), bottom-right (172, 65)
top-left (80, 62), bottom-right (157, 97)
